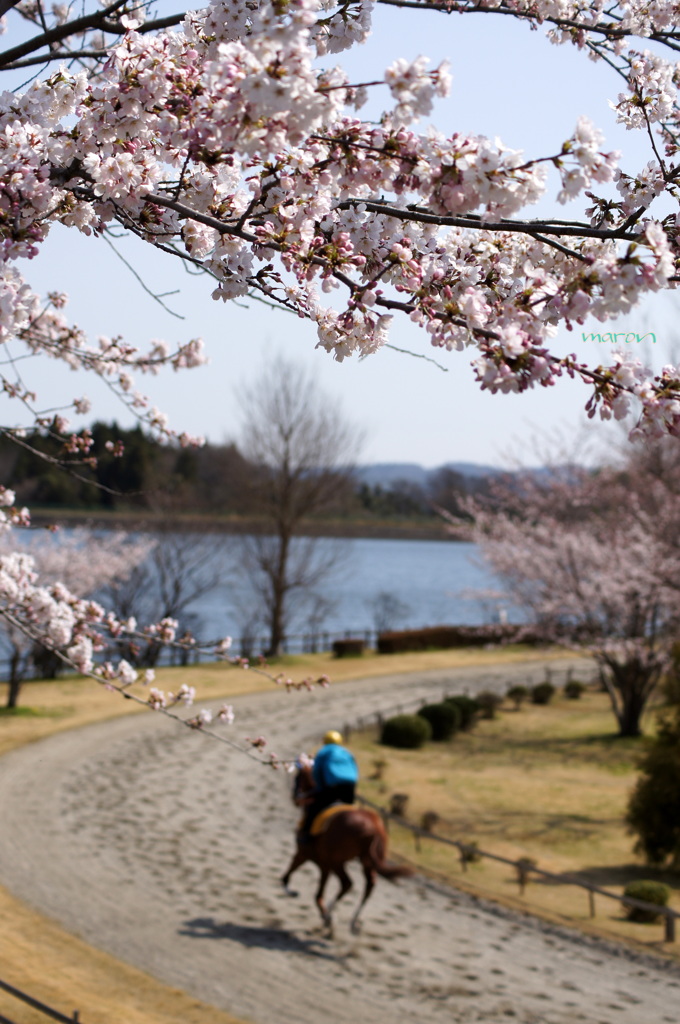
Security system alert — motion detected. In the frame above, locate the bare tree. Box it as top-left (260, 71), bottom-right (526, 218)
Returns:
top-left (238, 357), bottom-right (361, 657)
top-left (104, 527), bottom-right (228, 667)
top-left (367, 591), bottom-right (412, 635)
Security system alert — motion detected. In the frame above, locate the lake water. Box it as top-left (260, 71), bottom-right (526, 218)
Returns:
top-left (8, 531), bottom-right (519, 661)
top-left (188, 536), bottom-right (518, 648)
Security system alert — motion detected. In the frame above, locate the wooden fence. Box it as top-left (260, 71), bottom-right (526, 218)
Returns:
top-left (343, 681), bottom-right (677, 945)
top-left (357, 798), bottom-right (678, 943)
top-left (0, 978), bottom-right (81, 1024)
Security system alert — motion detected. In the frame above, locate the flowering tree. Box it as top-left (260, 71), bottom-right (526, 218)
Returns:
top-left (0, 527), bottom-right (151, 706)
top-left (472, 467), bottom-right (680, 736)
top-left (0, 0), bottom-right (679, 725)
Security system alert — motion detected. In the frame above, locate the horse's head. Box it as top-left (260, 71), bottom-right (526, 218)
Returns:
top-left (292, 761), bottom-right (314, 805)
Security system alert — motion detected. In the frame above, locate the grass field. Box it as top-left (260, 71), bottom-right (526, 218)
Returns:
top-left (351, 687), bottom-right (680, 958)
top-left (0, 644), bottom-right (575, 1024)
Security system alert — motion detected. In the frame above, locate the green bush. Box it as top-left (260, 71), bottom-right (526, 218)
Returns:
top-left (476, 690), bottom-right (504, 720)
top-left (506, 684), bottom-right (529, 710)
top-left (531, 681), bottom-right (556, 705)
top-left (626, 707), bottom-right (680, 866)
top-left (380, 713), bottom-right (432, 749)
top-left (417, 701), bottom-right (460, 740)
top-left (564, 679), bottom-right (586, 699)
top-left (444, 695), bottom-right (480, 731)
top-left (623, 880), bottom-right (670, 922)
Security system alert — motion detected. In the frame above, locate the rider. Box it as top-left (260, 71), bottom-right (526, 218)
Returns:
top-left (298, 730), bottom-right (358, 844)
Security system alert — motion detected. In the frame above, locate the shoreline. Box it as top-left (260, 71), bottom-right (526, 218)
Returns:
top-left (29, 508), bottom-right (468, 541)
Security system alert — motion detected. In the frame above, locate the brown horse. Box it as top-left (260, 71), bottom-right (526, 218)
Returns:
top-left (280, 763), bottom-right (412, 935)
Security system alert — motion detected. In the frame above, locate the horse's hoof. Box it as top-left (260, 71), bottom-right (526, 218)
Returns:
top-left (350, 920), bottom-right (362, 935)
top-left (281, 882), bottom-right (299, 897)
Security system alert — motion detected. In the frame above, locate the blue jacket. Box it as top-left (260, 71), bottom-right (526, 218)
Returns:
top-left (313, 744), bottom-right (358, 789)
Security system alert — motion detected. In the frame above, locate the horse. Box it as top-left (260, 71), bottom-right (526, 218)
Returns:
top-left (280, 762), bottom-right (412, 935)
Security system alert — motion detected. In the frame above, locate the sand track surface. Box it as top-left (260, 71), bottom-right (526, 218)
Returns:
top-left (1, 660), bottom-right (679, 1024)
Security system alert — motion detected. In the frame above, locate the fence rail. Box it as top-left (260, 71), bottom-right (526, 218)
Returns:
top-left (2, 628), bottom-right (381, 680)
top-left (0, 979), bottom-right (80, 1024)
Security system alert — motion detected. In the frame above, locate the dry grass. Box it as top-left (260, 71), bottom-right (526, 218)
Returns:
top-left (353, 688), bottom-right (680, 958)
top-left (0, 644), bottom-right (573, 1024)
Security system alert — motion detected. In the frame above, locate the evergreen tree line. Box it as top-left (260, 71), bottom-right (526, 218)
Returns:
top-left (0, 422), bottom-right (490, 520)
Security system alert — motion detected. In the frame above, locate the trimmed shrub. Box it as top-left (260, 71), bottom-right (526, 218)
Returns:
top-left (445, 695), bottom-right (480, 732)
top-left (418, 701), bottom-right (460, 740)
top-left (476, 690), bottom-right (504, 720)
top-left (332, 637), bottom-right (365, 658)
top-left (623, 880), bottom-right (670, 923)
top-left (564, 679), bottom-right (586, 699)
top-left (380, 713), bottom-right (432, 749)
top-left (531, 681), bottom-right (556, 705)
top-left (507, 684), bottom-right (529, 710)
top-left (376, 623), bottom-right (545, 654)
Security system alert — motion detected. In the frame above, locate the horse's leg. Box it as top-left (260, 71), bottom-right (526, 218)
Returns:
top-left (324, 864), bottom-right (353, 917)
top-left (315, 869), bottom-right (333, 936)
top-left (350, 864), bottom-right (375, 935)
top-left (281, 847), bottom-right (309, 897)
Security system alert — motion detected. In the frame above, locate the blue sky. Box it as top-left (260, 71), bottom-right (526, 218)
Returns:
top-left (9, 1), bottom-right (675, 468)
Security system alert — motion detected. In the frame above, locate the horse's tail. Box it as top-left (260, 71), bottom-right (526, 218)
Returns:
top-left (367, 820), bottom-right (414, 882)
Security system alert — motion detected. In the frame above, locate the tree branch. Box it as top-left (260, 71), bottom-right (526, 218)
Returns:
top-left (0, 2), bottom-right (184, 69)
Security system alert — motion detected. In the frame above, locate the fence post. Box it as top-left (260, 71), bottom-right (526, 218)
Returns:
top-left (665, 911), bottom-right (676, 943)
top-left (516, 858), bottom-right (534, 895)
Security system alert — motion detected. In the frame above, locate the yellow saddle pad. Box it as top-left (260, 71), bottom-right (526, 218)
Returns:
top-left (310, 803), bottom-right (355, 836)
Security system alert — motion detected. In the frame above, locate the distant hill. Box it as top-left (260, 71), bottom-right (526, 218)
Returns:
top-left (356, 461), bottom-right (504, 489)
top-left (355, 463), bottom-right (431, 488)
top-left (438, 461), bottom-right (505, 480)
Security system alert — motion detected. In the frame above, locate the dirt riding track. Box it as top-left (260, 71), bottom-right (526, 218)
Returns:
top-left (1, 660), bottom-right (679, 1024)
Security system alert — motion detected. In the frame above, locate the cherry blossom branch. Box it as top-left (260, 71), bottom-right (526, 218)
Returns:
top-left (376, 0), bottom-right (680, 51)
top-left (0, 0), bottom-right (131, 67)
top-left (0, 604), bottom-right (327, 770)
top-left (336, 199), bottom-right (640, 241)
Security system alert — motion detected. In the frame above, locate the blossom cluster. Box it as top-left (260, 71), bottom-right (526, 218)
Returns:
top-left (0, 0), bottom-right (678, 727)
top-left (0, 0), bottom-right (676, 446)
